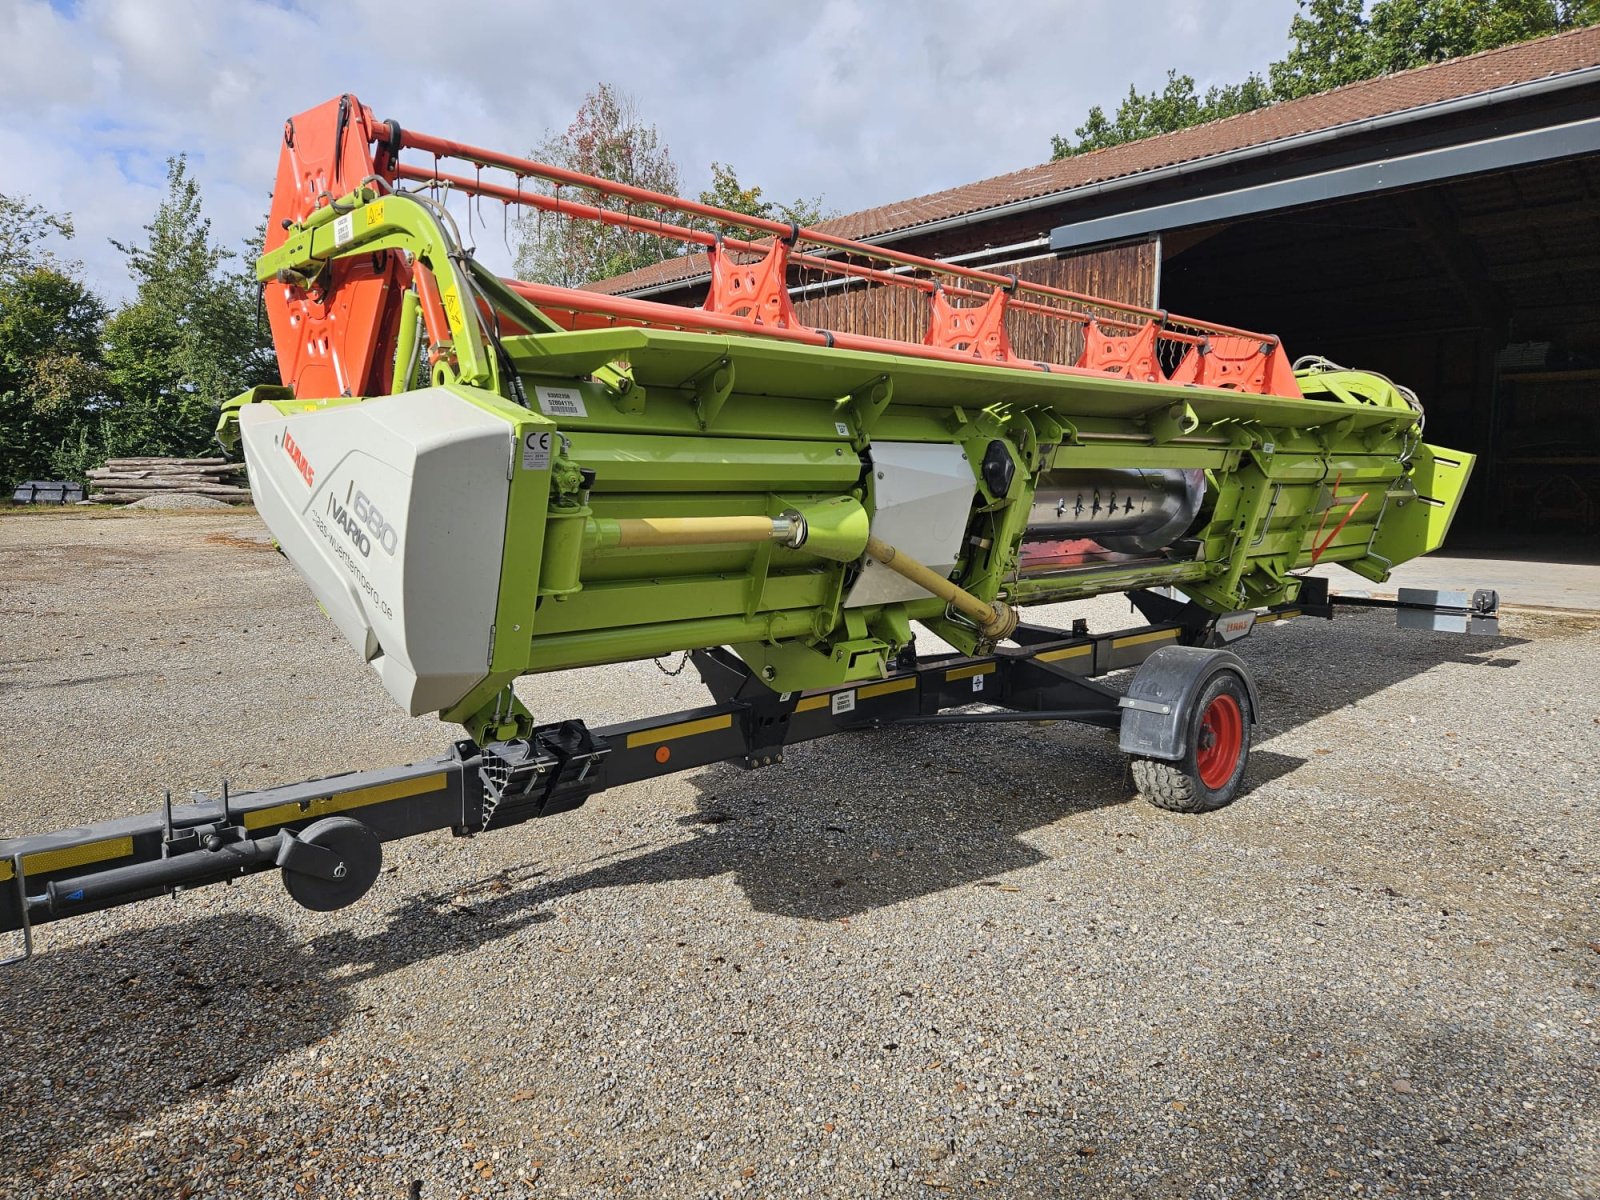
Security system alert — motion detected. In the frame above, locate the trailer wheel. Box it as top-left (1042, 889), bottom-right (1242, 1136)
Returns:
top-left (1132, 671), bottom-right (1251, 813)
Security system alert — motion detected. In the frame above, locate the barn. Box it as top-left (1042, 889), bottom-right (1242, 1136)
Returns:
top-left (595, 27), bottom-right (1600, 553)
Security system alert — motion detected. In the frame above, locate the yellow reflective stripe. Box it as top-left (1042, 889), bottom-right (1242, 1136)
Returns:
top-left (0, 836), bottom-right (136, 881)
top-left (242, 771), bottom-right (450, 831)
top-left (795, 676), bottom-right (915, 714)
top-left (1257, 608), bottom-right (1300, 624)
top-left (1112, 629), bottom-right (1180, 649)
top-left (945, 663), bottom-right (996, 682)
top-left (1037, 644), bottom-right (1092, 663)
top-left (625, 713), bottom-right (732, 749)
top-left (858, 677), bottom-right (916, 700)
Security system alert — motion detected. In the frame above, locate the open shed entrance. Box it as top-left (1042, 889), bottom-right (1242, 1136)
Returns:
top-left (1158, 156), bottom-right (1600, 566)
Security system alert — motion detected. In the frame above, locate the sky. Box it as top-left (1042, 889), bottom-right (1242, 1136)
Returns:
top-left (0, 0), bottom-right (1295, 303)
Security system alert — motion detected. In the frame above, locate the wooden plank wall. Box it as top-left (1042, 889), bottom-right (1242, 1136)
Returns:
top-left (791, 239), bottom-right (1158, 366)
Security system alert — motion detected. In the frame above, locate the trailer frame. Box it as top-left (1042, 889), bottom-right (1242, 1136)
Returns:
top-left (0, 577), bottom-right (1499, 965)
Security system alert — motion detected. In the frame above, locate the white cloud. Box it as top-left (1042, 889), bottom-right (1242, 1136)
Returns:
top-left (0, 0), bottom-right (1292, 302)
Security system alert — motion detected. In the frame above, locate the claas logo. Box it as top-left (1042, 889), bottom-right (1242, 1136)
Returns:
top-left (282, 429), bottom-right (314, 487)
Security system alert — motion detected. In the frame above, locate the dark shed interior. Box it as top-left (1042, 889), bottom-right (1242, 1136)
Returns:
top-left (1160, 154), bottom-right (1600, 547)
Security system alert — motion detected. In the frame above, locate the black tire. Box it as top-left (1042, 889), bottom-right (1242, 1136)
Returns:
top-left (1131, 670), bottom-right (1251, 813)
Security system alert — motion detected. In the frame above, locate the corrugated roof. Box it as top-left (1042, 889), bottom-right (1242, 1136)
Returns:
top-left (590, 25), bottom-right (1600, 296)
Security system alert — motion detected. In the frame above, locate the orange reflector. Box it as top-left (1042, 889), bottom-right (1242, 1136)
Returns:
top-left (654, 745), bottom-right (671, 764)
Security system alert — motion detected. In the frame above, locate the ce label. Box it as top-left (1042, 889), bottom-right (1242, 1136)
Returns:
top-left (522, 431), bottom-right (552, 470)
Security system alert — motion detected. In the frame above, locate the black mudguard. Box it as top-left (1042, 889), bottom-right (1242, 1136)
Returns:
top-left (1117, 646), bottom-right (1259, 762)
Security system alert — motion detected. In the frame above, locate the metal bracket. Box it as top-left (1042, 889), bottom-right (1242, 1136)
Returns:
top-left (691, 357), bottom-right (734, 429)
top-left (1330, 586), bottom-right (1501, 636)
top-left (1395, 587), bottom-right (1500, 635)
top-left (1118, 696), bottom-right (1173, 715)
top-left (1, 855), bottom-right (32, 966)
top-left (274, 829), bottom-right (350, 881)
top-left (690, 647), bottom-right (797, 768)
top-left (844, 375), bottom-right (892, 443)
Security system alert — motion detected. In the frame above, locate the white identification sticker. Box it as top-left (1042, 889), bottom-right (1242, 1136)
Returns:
top-left (972, 674), bottom-right (985, 693)
top-left (521, 430), bottom-right (552, 471)
top-left (333, 213), bottom-right (354, 246)
top-left (830, 690), bottom-right (857, 715)
top-left (535, 386), bottom-right (588, 418)
top-left (835, 421), bottom-right (850, 437)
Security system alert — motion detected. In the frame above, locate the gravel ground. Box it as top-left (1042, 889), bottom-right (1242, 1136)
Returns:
top-left (126, 494), bottom-right (234, 510)
top-left (0, 509), bottom-right (1596, 1200)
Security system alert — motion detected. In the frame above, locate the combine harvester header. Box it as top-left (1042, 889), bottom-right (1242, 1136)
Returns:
top-left (1, 94), bottom-right (1494, 958)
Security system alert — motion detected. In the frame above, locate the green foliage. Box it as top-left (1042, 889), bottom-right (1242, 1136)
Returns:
top-left (108, 157), bottom-right (276, 413)
top-left (1053, 71), bottom-right (1272, 158)
top-left (1267, 0), bottom-right (1376, 100)
top-left (0, 192), bottom-right (107, 489)
top-left (0, 162), bottom-right (275, 493)
top-left (91, 157), bottom-right (276, 464)
top-left (1052, 0), bottom-right (1598, 158)
top-left (0, 194), bottom-right (76, 282)
top-left (514, 84), bottom-right (686, 287)
top-left (0, 265), bottom-right (108, 488)
top-left (1364, 0), bottom-right (1584, 75)
top-left (514, 85), bottom-right (835, 284)
top-left (697, 162), bottom-right (831, 231)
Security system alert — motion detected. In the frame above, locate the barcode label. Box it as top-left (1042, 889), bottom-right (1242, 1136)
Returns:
top-left (535, 386), bottom-right (588, 418)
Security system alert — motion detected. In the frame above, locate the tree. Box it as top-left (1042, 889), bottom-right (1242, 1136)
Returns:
top-left (98, 156), bottom-right (276, 460)
top-left (1364, 0), bottom-right (1579, 74)
top-left (697, 162), bottom-right (831, 231)
top-left (0, 193), bottom-right (76, 283)
top-left (0, 265), bottom-right (108, 489)
top-left (1052, 71), bottom-right (1272, 158)
top-left (1268, 0), bottom-right (1375, 101)
top-left (514, 84), bottom-right (686, 287)
top-left (1052, 0), bottom-right (1599, 158)
top-left (0, 192), bottom-right (109, 490)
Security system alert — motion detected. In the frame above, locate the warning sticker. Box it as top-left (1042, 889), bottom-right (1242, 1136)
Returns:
top-left (441, 287), bottom-right (465, 331)
top-left (830, 690), bottom-right (856, 716)
top-left (521, 429), bottom-right (552, 471)
top-left (333, 213), bottom-right (355, 246)
top-left (535, 386), bottom-right (588, 418)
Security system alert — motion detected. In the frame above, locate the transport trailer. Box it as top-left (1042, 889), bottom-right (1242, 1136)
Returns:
top-left (0, 580), bottom-right (1497, 964)
top-left (0, 93), bottom-right (1498, 961)
top-left (12, 614), bottom-right (1230, 952)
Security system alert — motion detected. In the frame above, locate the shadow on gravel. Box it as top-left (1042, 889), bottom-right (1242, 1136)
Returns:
top-left (240, 621), bottom-right (1530, 978)
top-left (0, 619), bottom-right (1567, 1192)
top-left (940, 1002), bottom-right (1596, 1198)
top-left (0, 913), bottom-right (345, 1191)
top-left (289, 744), bottom-right (1303, 983)
top-left (418, 618), bottom-right (1522, 926)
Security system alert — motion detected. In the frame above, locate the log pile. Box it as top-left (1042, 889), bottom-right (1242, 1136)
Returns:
top-left (87, 458), bottom-right (252, 505)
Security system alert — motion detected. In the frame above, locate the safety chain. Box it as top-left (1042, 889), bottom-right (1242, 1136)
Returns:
top-left (652, 651), bottom-right (691, 677)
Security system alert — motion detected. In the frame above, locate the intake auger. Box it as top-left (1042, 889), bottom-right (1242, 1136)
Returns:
top-left (0, 93), bottom-right (1491, 959)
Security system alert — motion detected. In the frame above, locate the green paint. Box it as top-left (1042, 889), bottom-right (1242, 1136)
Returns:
top-left (232, 192), bottom-right (1473, 735)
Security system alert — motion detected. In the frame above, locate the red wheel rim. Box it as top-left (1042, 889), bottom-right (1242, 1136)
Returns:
top-left (1195, 692), bottom-right (1244, 790)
